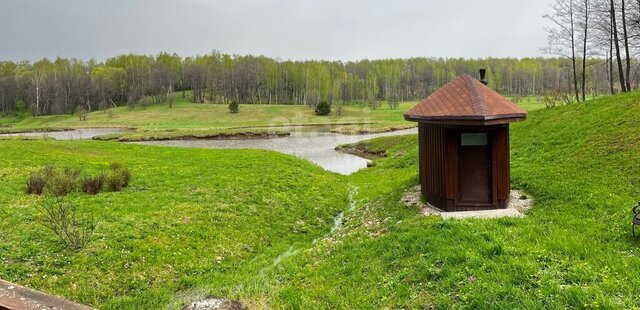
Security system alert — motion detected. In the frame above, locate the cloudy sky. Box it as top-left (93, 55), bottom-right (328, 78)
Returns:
top-left (0, 0), bottom-right (554, 62)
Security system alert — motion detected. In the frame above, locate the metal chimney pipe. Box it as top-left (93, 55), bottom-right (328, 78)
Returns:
top-left (479, 69), bottom-right (488, 85)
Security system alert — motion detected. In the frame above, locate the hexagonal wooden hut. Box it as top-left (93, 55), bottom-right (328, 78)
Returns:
top-left (404, 71), bottom-right (527, 212)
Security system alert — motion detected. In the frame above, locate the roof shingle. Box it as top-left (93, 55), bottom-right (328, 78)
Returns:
top-left (404, 74), bottom-right (527, 125)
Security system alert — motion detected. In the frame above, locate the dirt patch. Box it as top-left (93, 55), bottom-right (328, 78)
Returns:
top-left (401, 185), bottom-right (533, 216)
top-left (332, 124), bottom-right (416, 135)
top-left (93, 131), bottom-right (290, 142)
top-left (335, 144), bottom-right (386, 159)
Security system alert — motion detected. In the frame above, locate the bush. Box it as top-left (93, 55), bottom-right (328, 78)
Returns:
top-left (109, 163), bottom-right (131, 187)
top-left (25, 166), bottom-right (79, 196)
top-left (45, 170), bottom-right (78, 197)
top-left (229, 101), bottom-right (239, 114)
top-left (25, 164), bottom-right (131, 195)
top-left (81, 174), bottom-right (106, 195)
top-left (106, 164), bottom-right (131, 192)
top-left (37, 196), bottom-right (95, 250)
top-left (315, 101), bottom-right (331, 116)
top-left (25, 171), bottom-right (48, 195)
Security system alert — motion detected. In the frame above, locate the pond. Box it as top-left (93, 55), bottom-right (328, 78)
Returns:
top-left (0, 128), bottom-right (130, 140)
top-left (134, 126), bottom-right (418, 175)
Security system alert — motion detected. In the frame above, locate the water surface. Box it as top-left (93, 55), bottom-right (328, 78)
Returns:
top-left (135, 126), bottom-right (418, 175)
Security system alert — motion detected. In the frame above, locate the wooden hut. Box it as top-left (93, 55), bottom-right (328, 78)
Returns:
top-left (404, 70), bottom-right (527, 212)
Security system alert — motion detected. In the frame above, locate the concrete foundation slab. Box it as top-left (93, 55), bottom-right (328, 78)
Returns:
top-left (440, 208), bottom-right (525, 220)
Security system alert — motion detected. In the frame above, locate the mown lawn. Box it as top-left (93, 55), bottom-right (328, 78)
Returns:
top-left (1, 91), bottom-right (639, 308)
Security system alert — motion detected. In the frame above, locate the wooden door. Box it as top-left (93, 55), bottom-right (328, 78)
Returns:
top-left (458, 133), bottom-right (492, 205)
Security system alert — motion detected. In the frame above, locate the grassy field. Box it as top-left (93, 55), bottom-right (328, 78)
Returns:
top-left (1, 91), bottom-right (639, 308)
top-left (0, 93), bottom-right (545, 140)
top-left (4, 94), bottom-right (417, 132)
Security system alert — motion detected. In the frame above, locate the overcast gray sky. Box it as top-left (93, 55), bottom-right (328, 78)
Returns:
top-left (0, 0), bottom-right (554, 62)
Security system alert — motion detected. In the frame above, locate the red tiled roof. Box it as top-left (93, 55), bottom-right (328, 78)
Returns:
top-left (404, 74), bottom-right (527, 125)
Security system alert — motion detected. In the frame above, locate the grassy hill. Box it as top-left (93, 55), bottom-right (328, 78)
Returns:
top-left (255, 91), bottom-right (640, 308)
top-left (0, 91), bottom-right (638, 308)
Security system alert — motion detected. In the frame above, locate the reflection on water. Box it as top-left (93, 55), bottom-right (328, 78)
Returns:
top-left (0, 128), bottom-right (130, 140)
top-left (134, 127), bottom-right (418, 175)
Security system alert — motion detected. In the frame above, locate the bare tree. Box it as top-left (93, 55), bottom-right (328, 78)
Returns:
top-left (577, 0), bottom-right (592, 101)
top-left (544, 0), bottom-right (581, 102)
top-left (622, 0), bottom-right (633, 90)
top-left (611, 0), bottom-right (628, 91)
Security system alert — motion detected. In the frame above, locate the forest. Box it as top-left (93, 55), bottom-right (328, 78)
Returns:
top-left (0, 55), bottom-right (618, 117)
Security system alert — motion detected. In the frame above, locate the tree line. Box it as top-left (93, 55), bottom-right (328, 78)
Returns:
top-left (0, 51), bottom-right (630, 117)
top-left (544, 0), bottom-right (640, 102)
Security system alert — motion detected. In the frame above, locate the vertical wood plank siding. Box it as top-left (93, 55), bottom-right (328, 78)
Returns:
top-left (494, 125), bottom-right (510, 208)
top-left (419, 123), bottom-right (455, 210)
top-left (418, 124), bottom-right (511, 211)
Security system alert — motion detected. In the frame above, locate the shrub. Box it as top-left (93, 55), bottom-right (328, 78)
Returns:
top-left (25, 171), bottom-right (48, 195)
top-left (109, 162), bottom-right (124, 170)
top-left (81, 174), bottom-right (106, 195)
top-left (109, 163), bottom-right (131, 187)
top-left (45, 167), bottom-right (80, 196)
top-left (25, 164), bottom-right (130, 195)
top-left (106, 165), bottom-right (131, 192)
top-left (315, 101), bottom-right (331, 116)
top-left (46, 174), bottom-right (76, 196)
top-left (106, 173), bottom-right (124, 192)
top-left (37, 196), bottom-right (95, 250)
top-left (25, 166), bottom-right (81, 196)
top-left (229, 101), bottom-right (239, 114)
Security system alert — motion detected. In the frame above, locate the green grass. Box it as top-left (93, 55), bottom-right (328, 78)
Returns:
top-left (255, 91), bottom-right (640, 308)
top-left (0, 141), bottom-right (349, 308)
top-left (1, 91), bottom-right (640, 308)
top-left (6, 95), bottom-right (417, 133)
top-left (0, 92), bottom-right (544, 139)
top-left (514, 97), bottom-right (547, 111)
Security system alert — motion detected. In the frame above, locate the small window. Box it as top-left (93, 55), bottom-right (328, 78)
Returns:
top-left (461, 133), bottom-right (488, 146)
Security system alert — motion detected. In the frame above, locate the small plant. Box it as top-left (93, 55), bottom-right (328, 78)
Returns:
top-left (106, 173), bottom-right (125, 192)
top-left (105, 163), bottom-right (131, 192)
top-left (314, 101), bottom-right (331, 116)
top-left (229, 101), bottom-right (239, 114)
top-left (45, 167), bottom-right (80, 197)
top-left (25, 170), bottom-right (48, 195)
top-left (25, 166), bottom-right (81, 196)
top-left (37, 196), bottom-right (95, 250)
top-left (26, 164), bottom-right (131, 195)
top-left (81, 174), bottom-right (106, 195)
top-left (110, 163), bottom-right (131, 187)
